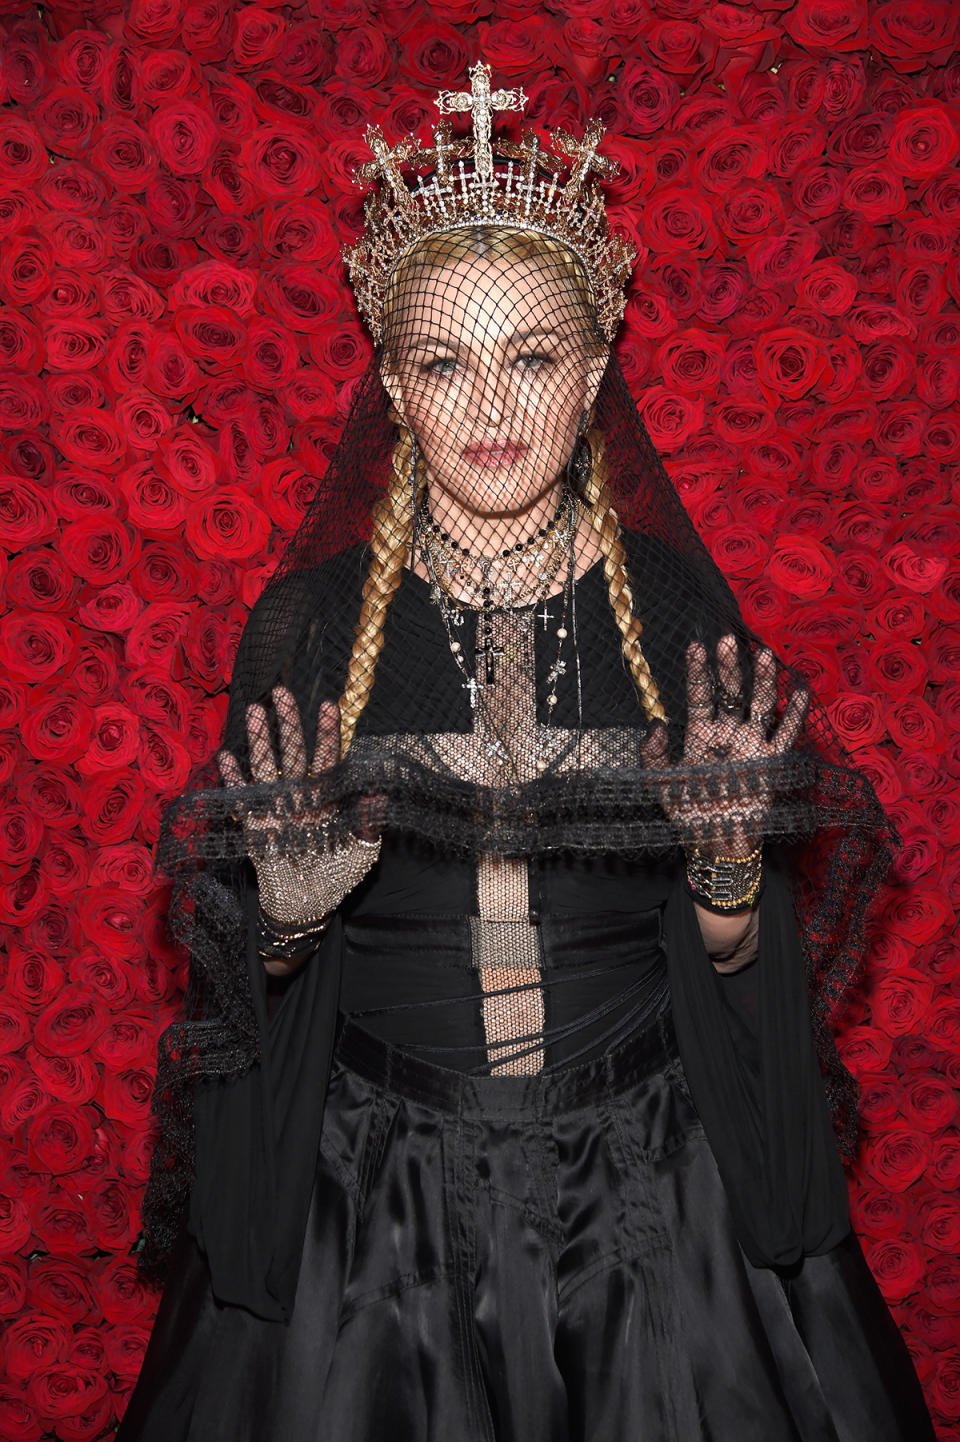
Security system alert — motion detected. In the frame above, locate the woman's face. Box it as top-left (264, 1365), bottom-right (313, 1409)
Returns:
top-left (382, 249), bottom-right (606, 541)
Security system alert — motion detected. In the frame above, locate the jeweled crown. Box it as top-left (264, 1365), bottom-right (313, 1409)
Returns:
top-left (343, 61), bottom-right (635, 343)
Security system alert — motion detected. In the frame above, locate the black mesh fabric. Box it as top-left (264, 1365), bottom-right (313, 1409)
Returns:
top-left (140, 98), bottom-right (895, 1298)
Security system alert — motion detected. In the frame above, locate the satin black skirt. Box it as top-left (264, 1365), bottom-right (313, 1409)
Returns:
top-left (118, 1009), bottom-right (934, 1442)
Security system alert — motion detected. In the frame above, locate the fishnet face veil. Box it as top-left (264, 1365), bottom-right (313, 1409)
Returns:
top-left (143, 223), bottom-right (894, 1274)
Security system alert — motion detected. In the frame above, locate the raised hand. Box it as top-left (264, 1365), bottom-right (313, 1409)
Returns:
top-left (218, 687), bottom-right (381, 928)
top-left (642, 633), bottom-right (807, 856)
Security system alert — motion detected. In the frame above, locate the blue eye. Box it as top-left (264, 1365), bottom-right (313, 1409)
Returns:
top-left (422, 356), bottom-right (457, 375)
top-left (516, 352), bottom-right (552, 370)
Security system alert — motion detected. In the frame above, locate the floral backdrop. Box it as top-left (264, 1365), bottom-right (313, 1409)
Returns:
top-left (0, 0), bottom-right (957, 1436)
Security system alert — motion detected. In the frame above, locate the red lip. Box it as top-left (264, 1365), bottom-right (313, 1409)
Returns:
top-left (463, 442), bottom-right (528, 468)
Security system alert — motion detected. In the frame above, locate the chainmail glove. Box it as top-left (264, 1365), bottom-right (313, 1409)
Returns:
top-left (253, 828), bottom-right (382, 929)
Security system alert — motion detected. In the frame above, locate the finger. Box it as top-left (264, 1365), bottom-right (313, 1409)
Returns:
top-left (771, 688), bottom-right (808, 755)
top-left (749, 648), bottom-right (777, 727)
top-left (310, 700), bottom-right (342, 776)
top-left (217, 749), bottom-right (244, 788)
top-left (246, 703), bottom-right (280, 783)
top-left (716, 633), bottom-right (742, 707)
top-left (641, 721), bottom-right (669, 768)
top-left (356, 790), bottom-right (386, 840)
top-left (685, 640), bottom-right (712, 715)
top-left (273, 686), bottom-right (307, 780)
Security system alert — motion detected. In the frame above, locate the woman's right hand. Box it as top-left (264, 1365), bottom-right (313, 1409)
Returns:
top-left (217, 687), bottom-right (382, 931)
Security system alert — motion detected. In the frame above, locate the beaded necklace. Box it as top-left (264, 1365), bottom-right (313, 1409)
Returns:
top-left (415, 486), bottom-right (578, 719)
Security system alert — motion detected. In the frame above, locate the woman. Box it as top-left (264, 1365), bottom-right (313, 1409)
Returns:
top-left (119, 63), bottom-right (934, 1441)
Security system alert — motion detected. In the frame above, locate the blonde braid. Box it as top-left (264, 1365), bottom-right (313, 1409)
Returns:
top-left (581, 429), bottom-right (668, 725)
top-left (338, 430), bottom-right (420, 756)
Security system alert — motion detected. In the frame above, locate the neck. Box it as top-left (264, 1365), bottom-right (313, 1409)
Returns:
top-left (422, 480), bottom-right (564, 556)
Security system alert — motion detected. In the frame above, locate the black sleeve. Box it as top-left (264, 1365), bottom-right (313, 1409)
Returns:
top-left (663, 849), bottom-right (851, 1268)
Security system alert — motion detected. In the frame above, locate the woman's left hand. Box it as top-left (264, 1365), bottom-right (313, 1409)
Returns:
top-left (641, 633), bottom-right (807, 857)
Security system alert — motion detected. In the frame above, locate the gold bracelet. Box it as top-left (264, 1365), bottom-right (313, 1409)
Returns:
top-left (686, 845), bottom-right (762, 911)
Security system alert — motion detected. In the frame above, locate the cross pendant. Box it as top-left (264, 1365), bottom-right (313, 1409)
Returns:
top-left (537, 600), bottom-right (551, 631)
top-left (480, 636), bottom-right (506, 685)
top-left (463, 675), bottom-right (484, 710)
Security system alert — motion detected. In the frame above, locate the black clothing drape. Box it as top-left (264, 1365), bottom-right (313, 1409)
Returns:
top-left (184, 557), bottom-right (849, 1325)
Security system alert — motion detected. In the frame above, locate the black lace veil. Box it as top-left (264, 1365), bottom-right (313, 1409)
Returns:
top-left (139, 107), bottom-right (895, 1306)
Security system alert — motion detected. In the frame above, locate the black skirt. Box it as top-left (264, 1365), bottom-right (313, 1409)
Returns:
top-left (118, 1009), bottom-right (934, 1442)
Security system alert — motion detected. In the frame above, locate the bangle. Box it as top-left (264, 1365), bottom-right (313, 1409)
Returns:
top-left (686, 845), bottom-right (762, 912)
top-left (258, 904), bottom-right (330, 959)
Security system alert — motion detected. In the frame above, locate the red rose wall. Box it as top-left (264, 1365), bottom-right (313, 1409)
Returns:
top-left (0, 0), bottom-right (957, 1435)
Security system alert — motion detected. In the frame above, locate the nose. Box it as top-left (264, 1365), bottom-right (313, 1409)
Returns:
top-left (471, 368), bottom-right (506, 429)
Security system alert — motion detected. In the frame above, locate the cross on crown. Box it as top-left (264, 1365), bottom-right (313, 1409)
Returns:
top-left (435, 62), bottom-right (526, 182)
top-left (344, 58), bottom-right (636, 343)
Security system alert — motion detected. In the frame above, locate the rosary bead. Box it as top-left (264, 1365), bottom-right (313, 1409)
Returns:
top-left (547, 694), bottom-right (557, 706)
top-left (557, 627), bottom-right (568, 639)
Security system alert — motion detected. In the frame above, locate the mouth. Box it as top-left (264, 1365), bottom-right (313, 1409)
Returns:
top-left (463, 441), bottom-right (528, 469)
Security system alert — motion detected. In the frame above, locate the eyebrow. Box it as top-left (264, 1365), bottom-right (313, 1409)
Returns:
top-left (404, 326), bottom-right (562, 352)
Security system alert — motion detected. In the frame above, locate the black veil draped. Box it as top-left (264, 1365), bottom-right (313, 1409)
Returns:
top-left (140, 347), bottom-right (895, 1321)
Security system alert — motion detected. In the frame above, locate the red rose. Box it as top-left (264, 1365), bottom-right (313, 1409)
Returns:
top-left (76, 890), bottom-right (145, 966)
top-left (709, 525), bottom-right (769, 579)
top-left (862, 1126), bottom-right (933, 1192)
top-left (77, 582), bottom-right (143, 634)
top-left (856, 1076), bottom-right (903, 1128)
top-left (861, 338), bottom-right (914, 399)
top-left (89, 118), bottom-right (158, 194)
top-left (260, 263), bottom-right (343, 333)
top-left (0, 613), bottom-right (77, 684)
top-left (33, 986), bottom-right (108, 1058)
top-left (0, 1388), bottom-right (41, 1442)
top-left (903, 1075), bottom-right (959, 1134)
top-left (4, 947), bottom-right (64, 1012)
top-left (0, 1257), bottom-right (26, 1317)
top-left (638, 387), bottom-right (705, 452)
top-left (0, 476), bottom-right (56, 551)
top-left (654, 328), bottom-right (723, 395)
top-left (835, 1023), bottom-right (892, 1076)
top-left (25, 1260), bottom-right (93, 1324)
top-left (67, 948), bottom-right (134, 1009)
top-left (886, 696), bottom-right (944, 750)
top-left (104, 1324), bottom-right (152, 1381)
top-left (869, 1), bottom-right (959, 73)
top-left (26, 1105), bottom-right (97, 1176)
top-left (79, 772), bottom-right (145, 847)
top-left (643, 186), bottom-right (718, 254)
top-left (864, 1237), bottom-right (925, 1303)
top-left (98, 1066), bottom-right (154, 1127)
top-left (870, 968), bottom-right (934, 1036)
top-left (6, 549), bottom-right (75, 612)
top-left (92, 1257), bottom-right (155, 1325)
top-left (83, 1178), bottom-right (138, 1251)
top-left (0, 1191), bottom-right (32, 1255)
top-left (185, 489), bottom-right (271, 561)
top-left (91, 1015), bottom-right (155, 1071)
top-left (883, 887), bottom-right (952, 945)
top-left (32, 1181), bottom-right (94, 1258)
top-left (139, 723), bottom-right (194, 793)
top-left (25, 1052), bottom-right (98, 1108)
top-left (26, 1363), bottom-right (107, 1423)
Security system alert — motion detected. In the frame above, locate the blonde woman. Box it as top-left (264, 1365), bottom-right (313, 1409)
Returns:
top-left (120, 65), bottom-right (933, 1442)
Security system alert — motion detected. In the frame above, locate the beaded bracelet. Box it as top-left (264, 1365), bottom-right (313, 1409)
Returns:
top-left (686, 845), bottom-right (763, 913)
top-left (258, 904), bottom-right (330, 960)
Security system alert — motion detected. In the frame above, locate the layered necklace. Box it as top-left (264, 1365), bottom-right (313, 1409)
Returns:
top-left (414, 482), bottom-right (579, 716)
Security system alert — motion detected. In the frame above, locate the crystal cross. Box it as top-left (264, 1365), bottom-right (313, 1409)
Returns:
top-left (552, 122), bottom-right (617, 203)
top-left (463, 674), bottom-right (485, 709)
top-left (435, 61), bottom-right (526, 183)
top-left (358, 127), bottom-right (423, 208)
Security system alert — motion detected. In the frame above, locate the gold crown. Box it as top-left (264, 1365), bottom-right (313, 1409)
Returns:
top-left (343, 61), bottom-right (635, 343)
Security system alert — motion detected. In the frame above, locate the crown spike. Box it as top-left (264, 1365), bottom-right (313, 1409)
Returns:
top-left (436, 60), bottom-right (526, 183)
